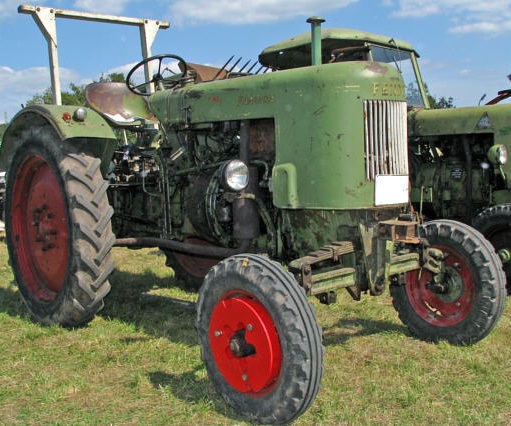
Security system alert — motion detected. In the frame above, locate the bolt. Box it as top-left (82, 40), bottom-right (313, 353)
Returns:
top-left (246, 324), bottom-right (253, 331)
top-left (214, 330), bottom-right (222, 337)
top-left (242, 374), bottom-right (248, 382)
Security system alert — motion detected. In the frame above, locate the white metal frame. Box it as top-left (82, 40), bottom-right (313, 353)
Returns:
top-left (18, 5), bottom-right (170, 104)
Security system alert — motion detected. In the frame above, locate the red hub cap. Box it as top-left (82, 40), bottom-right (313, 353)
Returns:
top-left (11, 154), bottom-right (69, 302)
top-left (406, 245), bottom-right (475, 326)
top-left (209, 291), bottom-right (282, 394)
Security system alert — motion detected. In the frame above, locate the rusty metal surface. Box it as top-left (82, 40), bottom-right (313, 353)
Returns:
top-left (85, 82), bottom-right (157, 125)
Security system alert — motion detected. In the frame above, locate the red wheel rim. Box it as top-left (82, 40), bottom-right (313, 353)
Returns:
top-left (10, 154), bottom-right (69, 302)
top-left (209, 290), bottom-right (282, 394)
top-left (406, 245), bottom-right (475, 326)
top-left (173, 237), bottom-right (218, 279)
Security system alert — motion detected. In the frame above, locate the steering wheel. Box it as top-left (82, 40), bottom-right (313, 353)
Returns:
top-left (126, 54), bottom-right (188, 96)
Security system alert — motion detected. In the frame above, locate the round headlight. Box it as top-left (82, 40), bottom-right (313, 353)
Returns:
top-left (221, 160), bottom-right (249, 191)
top-left (487, 144), bottom-right (508, 165)
top-left (73, 107), bottom-right (87, 122)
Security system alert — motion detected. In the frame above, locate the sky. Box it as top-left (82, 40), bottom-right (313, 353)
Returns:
top-left (0, 0), bottom-right (510, 123)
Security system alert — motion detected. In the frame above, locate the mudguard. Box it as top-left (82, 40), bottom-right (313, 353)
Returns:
top-left (0, 104), bottom-right (117, 175)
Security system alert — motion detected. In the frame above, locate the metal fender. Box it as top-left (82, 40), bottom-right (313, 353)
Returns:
top-left (0, 104), bottom-right (117, 175)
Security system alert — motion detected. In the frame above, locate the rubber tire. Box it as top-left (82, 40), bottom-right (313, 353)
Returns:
top-left (196, 254), bottom-right (324, 424)
top-left (391, 219), bottom-right (506, 345)
top-left (473, 204), bottom-right (511, 295)
top-left (4, 129), bottom-right (115, 327)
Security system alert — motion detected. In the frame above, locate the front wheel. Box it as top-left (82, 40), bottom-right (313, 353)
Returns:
top-left (5, 129), bottom-right (115, 327)
top-left (391, 220), bottom-right (506, 345)
top-left (196, 254), bottom-right (324, 424)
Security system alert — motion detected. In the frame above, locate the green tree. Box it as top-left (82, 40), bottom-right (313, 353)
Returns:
top-left (425, 83), bottom-right (455, 109)
top-left (0, 123), bottom-right (7, 143)
top-left (26, 72), bottom-right (125, 107)
top-left (428, 94), bottom-right (455, 109)
top-left (406, 82), bottom-right (455, 109)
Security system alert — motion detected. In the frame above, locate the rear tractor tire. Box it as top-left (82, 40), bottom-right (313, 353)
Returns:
top-left (196, 254), bottom-right (324, 424)
top-left (391, 220), bottom-right (506, 345)
top-left (5, 129), bottom-right (115, 327)
top-left (163, 237), bottom-right (218, 290)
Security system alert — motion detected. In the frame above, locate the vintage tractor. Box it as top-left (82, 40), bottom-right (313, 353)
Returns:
top-left (257, 23), bottom-right (511, 294)
top-left (408, 75), bottom-right (511, 293)
top-left (0, 17), bottom-right (506, 424)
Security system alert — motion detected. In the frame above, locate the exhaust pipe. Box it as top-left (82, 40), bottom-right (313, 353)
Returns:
top-left (307, 16), bottom-right (325, 66)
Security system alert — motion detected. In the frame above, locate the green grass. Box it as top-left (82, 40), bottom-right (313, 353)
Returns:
top-left (1, 241), bottom-right (511, 425)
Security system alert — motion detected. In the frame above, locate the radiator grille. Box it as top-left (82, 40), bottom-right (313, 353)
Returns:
top-left (364, 100), bottom-right (408, 180)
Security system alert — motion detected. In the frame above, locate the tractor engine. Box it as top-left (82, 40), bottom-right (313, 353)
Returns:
top-left (108, 118), bottom-right (276, 253)
top-left (168, 119), bottom-right (275, 251)
top-left (409, 134), bottom-right (501, 222)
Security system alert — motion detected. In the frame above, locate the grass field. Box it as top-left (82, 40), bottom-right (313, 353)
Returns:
top-left (1, 241), bottom-right (511, 425)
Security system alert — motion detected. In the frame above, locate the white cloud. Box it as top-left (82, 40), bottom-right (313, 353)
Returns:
top-left (0, 0), bottom-right (131, 20)
top-left (0, 65), bottom-right (83, 122)
top-left (0, 0), bottom-right (40, 19)
top-left (392, 0), bottom-right (511, 35)
top-left (72, 0), bottom-right (131, 15)
top-left (169, 0), bottom-right (359, 26)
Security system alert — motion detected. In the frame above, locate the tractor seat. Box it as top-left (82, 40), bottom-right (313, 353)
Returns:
top-left (85, 82), bottom-right (157, 128)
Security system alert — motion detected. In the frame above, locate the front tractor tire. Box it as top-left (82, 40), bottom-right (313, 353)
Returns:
top-left (5, 130), bottom-right (115, 327)
top-left (391, 220), bottom-right (506, 345)
top-left (196, 254), bottom-right (324, 424)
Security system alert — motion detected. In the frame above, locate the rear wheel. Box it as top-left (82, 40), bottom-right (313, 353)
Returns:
top-left (473, 204), bottom-right (511, 295)
top-left (5, 129), bottom-right (115, 327)
top-left (391, 220), bottom-right (506, 345)
top-left (196, 254), bottom-right (324, 424)
top-left (163, 237), bottom-right (218, 289)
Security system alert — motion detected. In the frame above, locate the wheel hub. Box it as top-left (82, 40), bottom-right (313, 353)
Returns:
top-left (11, 154), bottom-right (69, 300)
top-left (406, 245), bottom-right (475, 326)
top-left (209, 291), bottom-right (282, 394)
top-left (32, 204), bottom-right (59, 252)
top-left (427, 267), bottom-right (464, 302)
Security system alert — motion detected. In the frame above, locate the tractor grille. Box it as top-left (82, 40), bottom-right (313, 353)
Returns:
top-left (363, 100), bottom-right (408, 180)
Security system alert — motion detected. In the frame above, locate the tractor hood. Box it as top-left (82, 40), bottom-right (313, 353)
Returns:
top-left (409, 104), bottom-right (511, 142)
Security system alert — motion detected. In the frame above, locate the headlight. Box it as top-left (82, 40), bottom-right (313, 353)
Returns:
top-left (221, 160), bottom-right (249, 191)
top-left (73, 107), bottom-right (87, 122)
top-left (487, 144), bottom-right (508, 165)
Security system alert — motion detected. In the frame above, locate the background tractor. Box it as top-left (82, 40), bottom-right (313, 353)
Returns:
top-left (0, 17), bottom-right (506, 424)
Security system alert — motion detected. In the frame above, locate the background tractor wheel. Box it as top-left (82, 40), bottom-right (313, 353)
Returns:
top-left (5, 129), bottom-right (115, 327)
top-left (163, 237), bottom-right (218, 290)
top-left (473, 203), bottom-right (511, 295)
top-left (391, 219), bottom-right (506, 345)
top-left (196, 254), bottom-right (324, 424)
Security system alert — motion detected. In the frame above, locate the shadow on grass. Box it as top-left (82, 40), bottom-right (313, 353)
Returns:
top-left (0, 280), bottom-right (29, 318)
top-left (1, 268), bottom-right (410, 348)
top-left (322, 317), bottom-right (409, 346)
top-left (148, 369), bottom-right (246, 423)
top-left (99, 268), bottom-right (198, 347)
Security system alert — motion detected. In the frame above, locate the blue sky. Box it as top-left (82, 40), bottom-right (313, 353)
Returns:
top-left (1, 0), bottom-right (510, 123)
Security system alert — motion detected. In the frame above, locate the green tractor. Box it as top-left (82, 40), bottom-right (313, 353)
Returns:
top-left (259, 20), bottom-right (511, 294)
top-left (408, 75), bottom-right (511, 293)
top-left (0, 17), bottom-right (506, 424)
